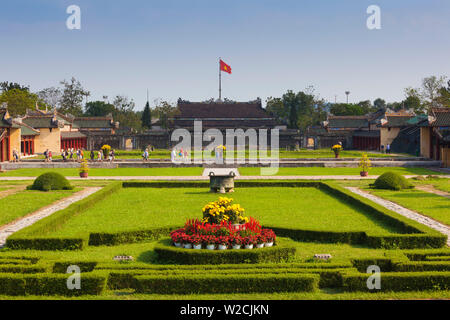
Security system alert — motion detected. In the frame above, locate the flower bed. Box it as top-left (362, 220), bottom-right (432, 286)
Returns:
top-left (170, 218), bottom-right (276, 250)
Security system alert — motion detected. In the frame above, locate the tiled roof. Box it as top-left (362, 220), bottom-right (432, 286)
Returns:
top-left (431, 108), bottom-right (450, 127)
top-left (17, 122), bottom-right (40, 136)
top-left (175, 101), bottom-right (274, 119)
top-left (383, 115), bottom-right (415, 127)
top-left (73, 117), bottom-right (114, 128)
top-left (60, 131), bottom-right (87, 139)
top-left (327, 116), bottom-right (369, 129)
top-left (0, 108), bottom-right (20, 128)
top-left (22, 116), bottom-right (61, 128)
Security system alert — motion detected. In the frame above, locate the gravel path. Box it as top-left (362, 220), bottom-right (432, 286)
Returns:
top-left (345, 187), bottom-right (450, 246)
top-left (415, 185), bottom-right (450, 199)
top-left (0, 187), bottom-right (101, 248)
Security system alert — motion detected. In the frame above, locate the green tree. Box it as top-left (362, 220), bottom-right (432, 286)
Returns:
top-left (403, 87), bottom-right (424, 114)
top-left (0, 82), bottom-right (29, 92)
top-left (373, 98), bottom-right (386, 109)
top-left (141, 101), bottom-right (152, 129)
top-left (154, 100), bottom-right (179, 129)
top-left (0, 89), bottom-right (40, 116)
top-left (265, 97), bottom-right (287, 124)
top-left (84, 101), bottom-right (115, 117)
top-left (59, 77), bottom-right (90, 116)
top-left (420, 75), bottom-right (447, 111)
top-left (330, 103), bottom-right (366, 116)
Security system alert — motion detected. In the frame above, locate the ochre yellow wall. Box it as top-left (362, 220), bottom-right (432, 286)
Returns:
top-left (34, 128), bottom-right (61, 154)
top-left (441, 147), bottom-right (450, 168)
top-left (9, 128), bottom-right (21, 159)
top-left (380, 127), bottom-right (400, 148)
top-left (420, 127), bottom-right (431, 158)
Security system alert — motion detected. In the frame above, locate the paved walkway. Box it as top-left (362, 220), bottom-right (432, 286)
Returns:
top-left (0, 187), bottom-right (101, 248)
top-left (346, 187), bottom-right (450, 246)
top-left (1, 175), bottom-right (449, 181)
top-left (0, 185), bottom-right (26, 200)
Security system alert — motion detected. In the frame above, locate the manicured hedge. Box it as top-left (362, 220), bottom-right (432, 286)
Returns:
top-left (426, 256), bottom-right (450, 261)
top-left (122, 181), bottom-right (322, 189)
top-left (342, 271), bottom-right (450, 292)
top-left (0, 272), bottom-right (107, 296)
top-left (393, 261), bottom-right (450, 272)
top-left (135, 273), bottom-right (319, 294)
top-left (52, 261), bottom-right (98, 273)
top-left (6, 182), bottom-right (122, 251)
top-left (28, 172), bottom-right (73, 191)
top-left (371, 172), bottom-right (413, 191)
top-left (154, 240), bottom-right (296, 265)
top-left (0, 265), bottom-right (49, 274)
top-left (0, 259), bottom-right (32, 265)
top-left (89, 226), bottom-right (176, 246)
top-left (404, 250), bottom-right (450, 261)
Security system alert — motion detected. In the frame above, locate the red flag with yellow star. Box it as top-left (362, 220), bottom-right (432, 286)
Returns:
top-left (220, 59), bottom-right (232, 74)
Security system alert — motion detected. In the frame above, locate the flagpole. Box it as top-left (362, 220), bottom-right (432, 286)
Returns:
top-left (219, 57), bottom-right (222, 101)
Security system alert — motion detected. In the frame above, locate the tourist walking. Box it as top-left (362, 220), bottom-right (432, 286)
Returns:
top-left (62, 150), bottom-right (67, 162)
top-left (43, 149), bottom-right (49, 162)
top-left (97, 150), bottom-right (103, 162)
top-left (48, 150), bottom-right (52, 162)
top-left (69, 148), bottom-right (74, 161)
top-left (386, 144), bottom-right (391, 154)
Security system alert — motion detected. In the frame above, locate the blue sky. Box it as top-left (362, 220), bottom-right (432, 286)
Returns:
top-left (0, 0), bottom-right (449, 110)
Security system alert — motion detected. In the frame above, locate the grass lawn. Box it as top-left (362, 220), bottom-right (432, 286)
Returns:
top-left (368, 187), bottom-right (450, 226)
top-left (239, 167), bottom-right (440, 176)
top-left (30, 148), bottom-right (408, 160)
top-left (0, 167), bottom-right (203, 177)
top-left (0, 189), bottom-right (77, 227)
top-left (413, 177), bottom-right (450, 193)
top-left (49, 187), bottom-right (404, 237)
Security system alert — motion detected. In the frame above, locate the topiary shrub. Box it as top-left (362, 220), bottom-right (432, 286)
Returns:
top-left (371, 172), bottom-right (413, 191)
top-left (27, 172), bottom-right (73, 191)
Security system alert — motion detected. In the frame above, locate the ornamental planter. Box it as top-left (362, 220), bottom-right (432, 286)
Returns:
top-left (206, 244), bottom-right (215, 250)
top-left (232, 245), bottom-right (241, 250)
top-left (193, 244), bottom-right (202, 250)
top-left (256, 243), bottom-right (264, 249)
top-left (231, 224), bottom-right (246, 231)
top-left (218, 244), bottom-right (227, 250)
top-left (265, 242), bottom-right (274, 247)
top-left (209, 172), bottom-right (235, 193)
top-left (79, 172), bottom-right (88, 178)
top-left (360, 171), bottom-right (369, 177)
top-left (334, 154), bottom-right (340, 159)
top-left (184, 243), bottom-right (192, 249)
top-left (244, 244), bottom-right (254, 250)
top-left (174, 242), bottom-right (182, 248)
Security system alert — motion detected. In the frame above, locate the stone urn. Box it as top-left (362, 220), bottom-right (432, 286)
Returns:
top-left (209, 171), bottom-right (235, 194)
top-left (79, 172), bottom-right (88, 178)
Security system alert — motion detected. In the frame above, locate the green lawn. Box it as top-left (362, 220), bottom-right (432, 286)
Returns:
top-left (413, 177), bottom-right (450, 193)
top-left (239, 167), bottom-right (440, 176)
top-left (49, 187), bottom-right (403, 237)
top-left (31, 148), bottom-right (408, 160)
top-left (368, 188), bottom-right (450, 226)
top-left (0, 167), bottom-right (203, 177)
top-left (0, 189), bottom-right (77, 227)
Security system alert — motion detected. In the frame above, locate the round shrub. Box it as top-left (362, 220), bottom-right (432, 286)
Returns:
top-left (28, 172), bottom-right (73, 191)
top-left (371, 172), bottom-right (413, 191)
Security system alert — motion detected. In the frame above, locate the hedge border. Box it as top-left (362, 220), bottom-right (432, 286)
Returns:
top-left (5, 180), bottom-right (447, 251)
top-left (153, 239), bottom-right (296, 265)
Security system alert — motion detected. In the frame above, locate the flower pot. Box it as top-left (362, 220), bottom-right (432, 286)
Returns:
top-left (256, 243), bottom-right (264, 249)
top-left (265, 242), bottom-right (274, 247)
top-left (231, 224), bottom-right (246, 231)
top-left (217, 244), bottom-right (227, 250)
top-left (193, 244), bottom-right (202, 250)
top-left (206, 244), bottom-right (215, 250)
top-left (334, 154), bottom-right (339, 159)
top-left (79, 172), bottom-right (88, 178)
top-left (232, 245), bottom-right (241, 250)
top-left (360, 171), bottom-right (369, 177)
top-left (183, 243), bottom-right (192, 249)
top-left (244, 244), bottom-right (254, 250)
top-left (174, 242), bottom-right (182, 248)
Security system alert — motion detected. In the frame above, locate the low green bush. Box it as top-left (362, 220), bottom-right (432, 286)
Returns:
top-left (426, 256), bottom-right (450, 261)
top-left (135, 273), bottom-right (319, 294)
top-left (27, 172), bottom-right (73, 191)
top-left (89, 226), bottom-right (176, 246)
top-left (0, 265), bottom-right (49, 274)
top-left (342, 271), bottom-right (450, 292)
top-left (0, 272), bottom-right (107, 296)
top-left (371, 172), bottom-right (413, 191)
top-left (393, 261), bottom-right (450, 272)
top-left (0, 259), bottom-right (32, 265)
top-left (52, 261), bottom-right (98, 273)
top-left (154, 239), bottom-right (296, 265)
